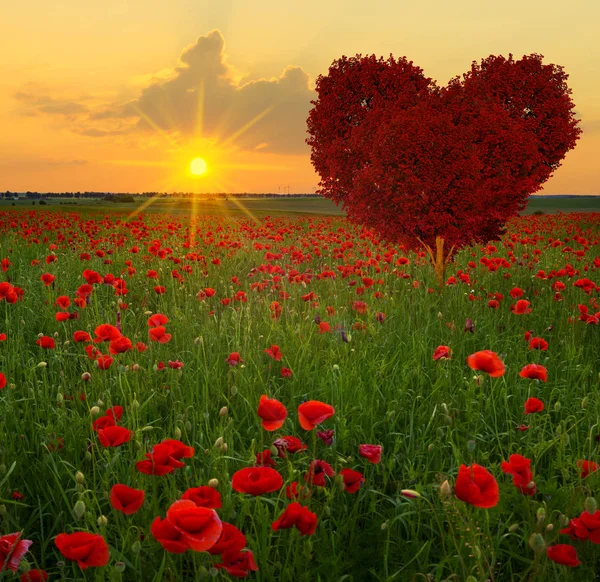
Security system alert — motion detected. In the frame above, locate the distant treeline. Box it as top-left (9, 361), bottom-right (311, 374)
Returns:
top-left (2, 192), bottom-right (320, 200)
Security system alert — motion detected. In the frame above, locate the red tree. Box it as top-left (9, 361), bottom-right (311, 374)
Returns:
top-left (306, 53), bottom-right (581, 285)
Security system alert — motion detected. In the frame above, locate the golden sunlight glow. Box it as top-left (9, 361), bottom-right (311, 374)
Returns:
top-left (190, 157), bottom-right (208, 176)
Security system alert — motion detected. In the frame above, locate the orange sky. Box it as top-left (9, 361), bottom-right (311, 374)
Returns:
top-left (1, 0), bottom-right (598, 194)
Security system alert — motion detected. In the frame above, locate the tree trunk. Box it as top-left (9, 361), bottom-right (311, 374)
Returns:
top-left (419, 236), bottom-right (455, 288)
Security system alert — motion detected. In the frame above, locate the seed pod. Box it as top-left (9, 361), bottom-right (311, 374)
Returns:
top-left (97, 515), bottom-right (108, 526)
top-left (585, 497), bottom-right (597, 514)
top-left (529, 533), bottom-right (546, 553)
top-left (75, 471), bottom-right (85, 484)
top-left (73, 500), bottom-right (86, 520)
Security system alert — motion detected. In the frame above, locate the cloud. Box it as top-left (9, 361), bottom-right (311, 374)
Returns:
top-left (13, 92), bottom-right (89, 116)
top-left (87, 30), bottom-right (315, 154)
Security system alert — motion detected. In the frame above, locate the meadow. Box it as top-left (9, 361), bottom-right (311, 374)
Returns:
top-left (0, 207), bottom-right (599, 581)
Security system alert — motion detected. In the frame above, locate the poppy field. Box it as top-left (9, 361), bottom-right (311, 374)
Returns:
top-left (0, 208), bottom-right (599, 581)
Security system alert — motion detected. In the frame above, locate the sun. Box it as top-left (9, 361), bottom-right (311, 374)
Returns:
top-left (190, 157), bottom-right (208, 176)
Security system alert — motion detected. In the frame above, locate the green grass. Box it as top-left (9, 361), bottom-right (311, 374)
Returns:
top-left (0, 208), bottom-right (598, 581)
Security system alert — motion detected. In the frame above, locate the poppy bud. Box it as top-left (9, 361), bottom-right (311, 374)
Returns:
top-left (219, 406), bottom-right (228, 417)
top-left (208, 478), bottom-right (219, 488)
top-left (508, 523), bottom-right (519, 533)
top-left (546, 524), bottom-right (554, 532)
top-left (439, 480), bottom-right (452, 499)
top-left (400, 489), bottom-right (421, 499)
top-left (144, 311), bottom-right (153, 315)
top-left (174, 426), bottom-right (182, 439)
top-left (437, 312), bottom-right (443, 320)
top-left (132, 363), bottom-right (140, 372)
top-left (585, 497), bottom-right (597, 514)
top-left (75, 471), bottom-right (85, 484)
top-left (37, 361), bottom-right (47, 368)
top-left (558, 513), bottom-right (570, 527)
top-left (131, 541), bottom-right (141, 554)
top-left (536, 507), bottom-right (546, 522)
top-left (97, 515), bottom-right (108, 526)
top-left (269, 445), bottom-right (279, 457)
top-left (428, 443), bottom-right (435, 452)
top-left (57, 392), bottom-right (63, 402)
top-left (443, 415), bottom-right (453, 426)
top-left (221, 443), bottom-right (228, 453)
top-left (141, 426), bottom-right (154, 432)
top-left (230, 386), bottom-right (238, 396)
top-left (194, 337), bottom-right (202, 345)
top-left (332, 364), bottom-right (340, 371)
top-left (97, 399), bottom-right (104, 406)
top-left (466, 577), bottom-right (478, 582)
top-left (185, 421), bottom-right (192, 432)
top-left (528, 533), bottom-right (545, 553)
top-left (85, 451), bottom-right (92, 461)
top-left (582, 397), bottom-right (589, 409)
top-left (381, 521), bottom-right (388, 530)
top-left (81, 372), bottom-right (91, 381)
top-left (115, 562), bottom-right (126, 573)
top-left (90, 406), bottom-right (100, 416)
top-left (73, 500), bottom-right (86, 520)
top-left (214, 437), bottom-right (224, 449)
top-left (64, 341), bottom-right (70, 346)
top-left (132, 399), bottom-right (140, 410)
top-left (53, 332), bottom-right (59, 338)
top-left (554, 401), bottom-right (561, 412)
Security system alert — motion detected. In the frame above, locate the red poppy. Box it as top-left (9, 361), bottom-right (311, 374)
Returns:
top-left (297, 400), bottom-right (335, 430)
top-left (161, 500), bottom-right (222, 552)
top-left (546, 544), bottom-right (581, 567)
top-left (94, 324), bottom-right (121, 342)
top-left (136, 439), bottom-right (194, 476)
top-left (20, 570), bottom-right (48, 582)
top-left (304, 460), bottom-right (335, 487)
top-left (466, 350), bottom-right (505, 377)
top-left (487, 299), bottom-right (500, 309)
top-left (216, 549), bottom-right (259, 578)
top-left (340, 468), bottom-right (365, 493)
top-left (40, 273), bottom-right (55, 286)
top-left (528, 337), bottom-right (548, 351)
top-left (168, 360), bottom-right (183, 369)
top-left (359, 444), bottom-right (383, 464)
top-left (561, 510), bottom-right (600, 543)
top-left (92, 415), bottom-right (115, 431)
top-left (83, 269), bottom-right (102, 285)
top-left (231, 467), bottom-right (283, 495)
top-left (55, 312), bottom-right (70, 322)
top-left (154, 286), bottom-right (166, 294)
top-left (256, 449), bottom-right (277, 467)
top-left (207, 522), bottom-right (246, 556)
top-left (36, 336), bottom-right (55, 349)
top-left (0, 373), bottom-right (6, 390)
top-left (73, 331), bottom-right (92, 343)
top-left (524, 397), bottom-right (544, 414)
top-left (55, 296), bottom-right (70, 309)
top-left (96, 354), bottom-right (114, 370)
top-left (257, 395), bottom-right (287, 431)
top-left (148, 326), bottom-right (171, 344)
top-left (226, 352), bottom-right (242, 366)
top-left (286, 481), bottom-right (309, 500)
top-left (281, 367), bottom-right (293, 378)
top-left (317, 429), bottom-right (335, 445)
top-left (272, 502), bottom-right (318, 536)
top-left (511, 300), bottom-right (532, 314)
top-left (182, 487), bottom-right (222, 509)
top-left (509, 287), bottom-right (524, 298)
top-left (110, 484), bottom-right (145, 515)
top-left (432, 345), bottom-right (452, 360)
top-left (519, 364), bottom-right (548, 382)
top-left (54, 532), bottom-right (109, 569)
top-left (151, 517), bottom-right (188, 554)
top-left (454, 464), bottom-right (499, 508)
top-left (501, 454), bottom-right (536, 495)
top-left (264, 345), bottom-right (283, 361)
top-left (577, 460), bottom-right (600, 478)
top-left (108, 336), bottom-right (133, 354)
top-left (0, 532), bottom-right (32, 572)
top-left (98, 426), bottom-right (132, 447)
top-left (273, 436), bottom-right (307, 458)
top-left (318, 322), bottom-right (331, 333)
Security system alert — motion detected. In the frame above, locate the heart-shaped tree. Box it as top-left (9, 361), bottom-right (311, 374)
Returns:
top-left (306, 54), bottom-right (581, 285)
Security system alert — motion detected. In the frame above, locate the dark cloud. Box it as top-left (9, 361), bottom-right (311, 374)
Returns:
top-left (88, 30), bottom-right (315, 154)
top-left (13, 92), bottom-right (89, 116)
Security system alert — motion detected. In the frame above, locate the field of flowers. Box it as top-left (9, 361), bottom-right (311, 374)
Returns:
top-left (0, 208), bottom-right (598, 581)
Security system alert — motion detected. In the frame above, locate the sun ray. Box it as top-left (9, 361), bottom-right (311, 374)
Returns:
top-left (194, 79), bottom-right (205, 139)
top-left (219, 105), bottom-right (275, 149)
top-left (132, 103), bottom-right (181, 150)
top-left (127, 191), bottom-right (164, 220)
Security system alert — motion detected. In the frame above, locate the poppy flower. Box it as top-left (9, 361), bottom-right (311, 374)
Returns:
top-left (216, 549), bottom-right (259, 578)
top-left (73, 331), bottom-right (92, 343)
top-left (0, 373), bottom-right (6, 390)
top-left (55, 312), bottom-right (70, 322)
top-left (36, 336), bottom-right (55, 349)
top-left (466, 350), bottom-right (505, 377)
top-left (98, 426), bottom-right (132, 447)
top-left (161, 500), bottom-right (222, 552)
top-left (256, 449), bottom-right (277, 467)
top-left (524, 397), bottom-right (544, 414)
top-left (273, 436), bottom-right (307, 458)
top-left (94, 324), bottom-right (121, 342)
top-left (340, 468), bottom-right (365, 493)
top-left (92, 415), bottom-right (116, 431)
top-left (83, 269), bottom-right (102, 285)
top-left (96, 354), bottom-right (114, 370)
top-left (231, 467), bottom-right (283, 496)
top-left (20, 570), bottom-right (48, 582)
top-left (509, 287), bottom-right (524, 298)
top-left (297, 400), bottom-right (335, 430)
top-left (511, 300), bottom-right (532, 314)
top-left (304, 460), bottom-right (335, 487)
top-left (317, 429), bottom-right (335, 445)
top-left (54, 532), bottom-right (109, 569)
top-left (528, 337), bottom-right (548, 351)
top-left (150, 516), bottom-right (188, 554)
top-left (106, 406), bottom-right (123, 421)
top-left (454, 464), bottom-right (499, 508)
top-left (182, 487), bottom-right (222, 509)
top-left (207, 522), bottom-right (246, 556)
top-left (264, 345), bottom-right (283, 361)
top-left (577, 460), bottom-right (600, 478)
top-left (281, 367), bottom-right (293, 378)
top-left (272, 502), bottom-right (318, 536)
top-left (359, 444), bottom-right (383, 464)
top-left (110, 484), bottom-right (145, 515)
top-left (286, 481), bottom-right (309, 500)
top-left (501, 454), bottom-right (536, 495)
top-left (432, 345), bottom-right (452, 360)
top-left (546, 544), bottom-right (581, 567)
top-left (148, 326), bottom-right (171, 344)
top-left (55, 296), bottom-right (70, 309)
top-left (40, 273), bottom-right (55, 286)
top-left (560, 510), bottom-right (600, 543)
top-left (257, 395), bottom-right (287, 431)
top-left (318, 322), bottom-right (331, 333)
top-left (0, 532), bottom-right (33, 572)
top-left (108, 336), bottom-right (133, 354)
top-left (226, 352), bottom-right (242, 366)
top-left (519, 364), bottom-right (548, 382)
top-left (136, 439), bottom-right (194, 476)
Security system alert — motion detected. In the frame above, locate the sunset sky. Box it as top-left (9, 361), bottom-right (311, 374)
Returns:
top-left (1, 0), bottom-right (598, 194)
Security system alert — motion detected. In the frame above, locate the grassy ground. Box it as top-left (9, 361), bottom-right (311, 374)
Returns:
top-left (1, 195), bottom-right (598, 218)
